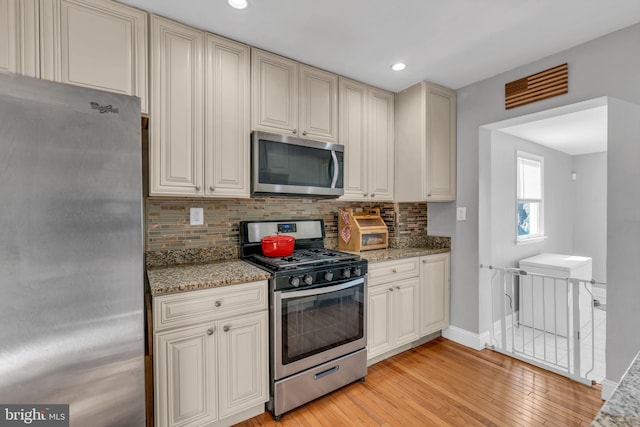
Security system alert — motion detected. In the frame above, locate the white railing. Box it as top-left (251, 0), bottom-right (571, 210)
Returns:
top-left (481, 264), bottom-right (606, 386)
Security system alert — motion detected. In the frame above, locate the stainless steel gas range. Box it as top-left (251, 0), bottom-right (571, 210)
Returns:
top-left (240, 219), bottom-right (368, 421)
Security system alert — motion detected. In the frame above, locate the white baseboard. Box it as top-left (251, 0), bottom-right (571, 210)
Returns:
top-left (442, 325), bottom-right (485, 351)
top-left (601, 379), bottom-right (618, 400)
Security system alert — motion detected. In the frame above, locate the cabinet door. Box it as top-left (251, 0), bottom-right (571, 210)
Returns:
top-left (0, 0), bottom-right (38, 77)
top-left (339, 77), bottom-right (369, 201)
top-left (367, 284), bottom-right (395, 359)
top-left (420, 253), bottom-right (451, 336)
top-left (299, 64), bottom-right (338, 143)
top-left (155, 324), bottom-right (218, 427)
top-left (394, 277), bottom-right (420, 346)
top-left (251, 48), bottom-right (298, 135)
top-left (204, 34), bottom-right (250, 198)
top-left (41, 0), bottom-right (148, 113)
top-left (425, 85), bottom-right (456, 201)
top-left (217, 311), bottom-right (268, 418)
top-left (0, 0), bottom-right (16, 74)
top-left (149, 15), bottom-right (204, 196)
top-left (367, 87), bottom-right (394, 201)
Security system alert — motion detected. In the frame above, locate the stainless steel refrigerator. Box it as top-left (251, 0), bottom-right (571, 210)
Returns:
top-left (0, 73), bottom-right (145, 426)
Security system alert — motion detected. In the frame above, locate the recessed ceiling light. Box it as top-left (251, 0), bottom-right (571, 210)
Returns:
top-left (228, 0), bottom-right (248, 10)
top-left (391, 63), bottom-right (406, 71)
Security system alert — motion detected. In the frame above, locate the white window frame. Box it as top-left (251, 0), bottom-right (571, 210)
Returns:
top-left (516, 151), bottom-right (546, 244)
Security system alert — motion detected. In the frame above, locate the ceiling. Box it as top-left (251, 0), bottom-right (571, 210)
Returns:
top-left (499, 106), bottom-right (608, 156)
top-left (118, 0), bottom-right (640, 92)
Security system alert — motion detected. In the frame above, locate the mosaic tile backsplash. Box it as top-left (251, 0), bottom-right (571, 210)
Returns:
top-left (146, 197), bottom-right (431, 267)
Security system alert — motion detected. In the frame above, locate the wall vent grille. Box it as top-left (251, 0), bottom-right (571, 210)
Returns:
top-left (505, 63), bottom-right (568, 109)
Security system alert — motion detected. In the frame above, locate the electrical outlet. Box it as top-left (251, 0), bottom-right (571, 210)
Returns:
top-left (190, 207), bottom-right (204, 226)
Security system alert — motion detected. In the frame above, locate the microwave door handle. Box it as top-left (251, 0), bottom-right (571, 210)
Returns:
top-left (330, 151), bottom-right (339, 189)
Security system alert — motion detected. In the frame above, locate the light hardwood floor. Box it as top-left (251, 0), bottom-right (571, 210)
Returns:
top-left (236, 337), bottom-right (604, 426)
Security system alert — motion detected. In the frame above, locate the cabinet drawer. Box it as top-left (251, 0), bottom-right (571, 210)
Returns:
top-left (153, 280), bottom-right (268, 331)
top-left (368, 257), bottom-right (419, 286)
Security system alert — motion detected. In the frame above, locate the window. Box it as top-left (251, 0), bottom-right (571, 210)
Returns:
top-left (516, 152), bottom-right (544, 241)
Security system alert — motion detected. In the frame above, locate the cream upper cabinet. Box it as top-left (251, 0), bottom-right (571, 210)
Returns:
top-left (204, 33), bottom-right (250, 197)
top-left (40, 0), bottom-right (148, 113)
top-left (298, 64), bottom-right (338, 142)
top-left (252, 48), bottom-right (338, 143)
top-left (149, 15), bottom-right (204, 197)
top-left (368, 87), bottom-right (395, 200)
top-left (396, 81), bottom-right (456, 202)
top-left (340, 77), bottom-right (394, 201)
top-left (1, 0), bottom-right (43, 77)
top-left (420, 253), bottom-right (451, 336)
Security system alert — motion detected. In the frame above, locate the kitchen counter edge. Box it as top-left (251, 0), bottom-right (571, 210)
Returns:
top-left (147, 260), bottom-right (271, 296)
top-left (592, 350), bottom-right (640, 426)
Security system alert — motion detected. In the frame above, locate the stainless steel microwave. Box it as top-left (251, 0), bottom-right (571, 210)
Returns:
top-left (251, 131), bottom-right (344, 197)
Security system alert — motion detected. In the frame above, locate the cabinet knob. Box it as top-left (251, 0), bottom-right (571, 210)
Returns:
top-left (207, 327), bottom-right (215, 335)
top-left (422, 260), bottom-right (427, 264)
top-left (363, 193), bottom-right (368, 197)
top-left (223, 325), bottom-right (230, 332)
top-left (427, 193), bottom-right (432, 197)
top-left (371, 193), bottom-right (375, 198)
top-left (209, 186), bottom-right (215, 192)
top-left (388, 287), bottom-right (394, 292)
top-left (302, 130), bottom-right (307, 136)
top-left (396, 286), bottom-right (401, 290)
top-left (392, 269), bottom-right (397, 273)
top-left (215, 300), bottom-right (222, 307)
top-left (292, 129), bottom-right (297, 135)
top-left (195, 185), bottom-right (201, 191)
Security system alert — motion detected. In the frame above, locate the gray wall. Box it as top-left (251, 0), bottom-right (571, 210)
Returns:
top-left (430, 23), bottom-right (640, 382)
top-left (573, 152), bottom-right (607, 282)
top-left (489, 132), bottom-right (574, 268)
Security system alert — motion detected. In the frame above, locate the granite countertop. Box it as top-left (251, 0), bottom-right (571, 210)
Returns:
top-left (146, 243), bottom-right (450, 296)
top-left (592, 351), bottom-right (640, 426)
top-left (356, 247), bottom-right (450, 263)
top-left (147, 260), bottom-right (271, 296)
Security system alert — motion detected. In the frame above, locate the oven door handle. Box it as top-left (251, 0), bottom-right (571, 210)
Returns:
top-left (280, 277), bottom-right (365, 299)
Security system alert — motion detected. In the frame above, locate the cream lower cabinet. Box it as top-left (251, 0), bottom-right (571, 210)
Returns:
top-left (367, 258), bottom-right (420, 360)
top-left (339, 77), bottom-right (394, 201)
top-left (153, 281), bottom-right (269, 427)
top-left (420, 253), bottom-right (451, 335)
top-left (150, 15), bottom-right (250, 198)
top-left (395, 81), bottom-right (456, 202)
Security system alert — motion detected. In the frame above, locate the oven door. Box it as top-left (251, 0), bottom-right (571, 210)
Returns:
top-left (273, 277), bottom-right (366, 380)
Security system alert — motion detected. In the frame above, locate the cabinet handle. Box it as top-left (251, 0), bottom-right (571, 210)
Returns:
top-left (302, 130), bottom-right (307, 136)
top-left (209, 186), bottom-right (215, 192)
top-left (388, 287), bottom-right (394, 292)
top-left (392, 269), bottom-right (397, 273)
top-left (207, 327), bottom-right (215, 335)
top-left (215, 300), bottom-right (222, 307)
top-left (195, 185), bottom-right (201, 191)
top-left (371, 193), bottom-right (376, 198)
top-left (292, 129), bottom-right (297, 135)
top-left (223, 325), bottom-right (230, 332)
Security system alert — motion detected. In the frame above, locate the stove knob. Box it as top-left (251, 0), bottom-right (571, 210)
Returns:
top-left (342, 268), bottom-right (351, 279)
top-left (324, 271), bottom-right (334, 281)
top-left (303, 274), bottom-right (313, 286)
top-left (352, 267), bottom-right (362, 277)
top-left (289, 277), bottom-right (300, 288)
